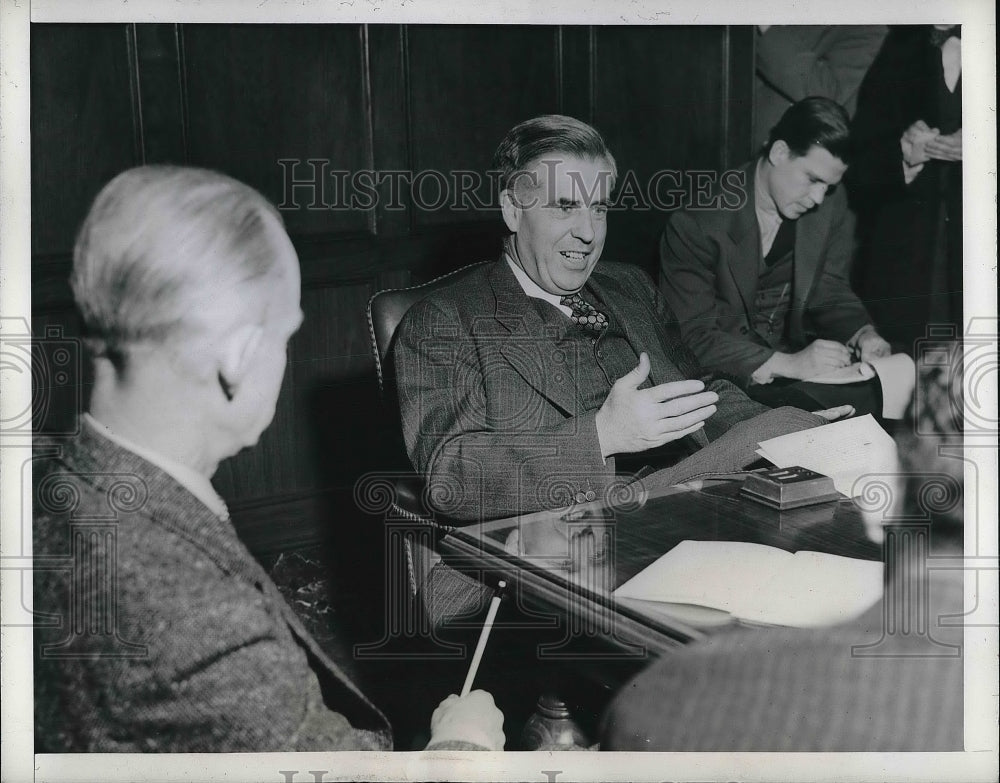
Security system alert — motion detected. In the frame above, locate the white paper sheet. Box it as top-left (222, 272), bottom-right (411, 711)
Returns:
top-left (755, 413), bottom-right (898, 496)
top-left (614, 540), bottom-right (884, 628)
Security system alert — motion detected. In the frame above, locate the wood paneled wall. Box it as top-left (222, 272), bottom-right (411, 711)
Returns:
top-left (31, 23), bottom-right (754, 557)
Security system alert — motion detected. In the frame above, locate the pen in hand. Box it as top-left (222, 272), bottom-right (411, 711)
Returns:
top-left (460, 580), bottom-right (506, 696)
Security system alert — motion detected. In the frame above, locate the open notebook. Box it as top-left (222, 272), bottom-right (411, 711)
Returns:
top-left (614, 540), bottom-right (884, 628)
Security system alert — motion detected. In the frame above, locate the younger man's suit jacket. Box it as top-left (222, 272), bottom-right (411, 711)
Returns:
top-left (660, 161), bottom-right (872, 386)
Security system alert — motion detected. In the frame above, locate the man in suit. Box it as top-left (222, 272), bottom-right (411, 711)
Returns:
top-left (754, 25), bottom-right (888, 149)
top-left (660, 97), bottom-right (892, 414)
top-left (395, 115), bottom-right (835, 524)
top-left (33, 166), bottom-right (504, 752)
top-left (600, 356), bottom-right (965, 751)
top-left (849, 25), bottom-right (963, 346)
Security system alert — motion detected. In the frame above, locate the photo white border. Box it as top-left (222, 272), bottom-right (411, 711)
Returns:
top-left (2, 1), bottom-right (996, 782)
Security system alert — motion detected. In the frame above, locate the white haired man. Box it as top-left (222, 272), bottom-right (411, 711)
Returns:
top-left (33, 166), bottom-right (504, 752)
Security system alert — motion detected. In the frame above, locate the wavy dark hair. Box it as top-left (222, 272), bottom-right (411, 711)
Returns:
top-left (492, 114), bottom-right (617, 194)
top-left (763, 96), bottom-right (852, 163)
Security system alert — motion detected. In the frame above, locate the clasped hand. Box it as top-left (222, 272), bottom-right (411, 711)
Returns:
top-left (901, 120), bottom-right (939, 167)
top-left (925, 127), bottom-right (962, 162)
top-left (901, 121), bottom-right (962, 169)
top-left (783, 339), bottom-right (853, 380)
top-left (854, 330), bottom-right (892, 363)
top-left (428, 690), bottom-right (505, 750)
top-left (777, 333), bottom-right (889, 380)
top-left (596, 352), bottom-right (718, 459)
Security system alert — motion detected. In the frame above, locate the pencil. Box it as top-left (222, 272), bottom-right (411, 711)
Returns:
top-left (460, 580), bottom-right (506, 696)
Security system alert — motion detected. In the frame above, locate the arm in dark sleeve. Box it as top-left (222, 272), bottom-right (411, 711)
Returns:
top-left (846, 28), bottom-right (925, 206)
top-left (805, 188), bottom-right (874, 341)
top-left (659, 211), bottom-right (775, 385)
top-left (756, 25), bottom-right (888, 112)
top-left (638, 262), bottom-right (773, 439)
top-left (394, 298), bottom-right (616, 522)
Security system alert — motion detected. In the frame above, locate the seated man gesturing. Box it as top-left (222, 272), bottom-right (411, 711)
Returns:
top-left (395, 114), bottom-right (835, 523)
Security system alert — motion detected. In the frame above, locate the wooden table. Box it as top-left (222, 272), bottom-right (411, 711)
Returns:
top-left (438, 480), bottom-right (882, 660)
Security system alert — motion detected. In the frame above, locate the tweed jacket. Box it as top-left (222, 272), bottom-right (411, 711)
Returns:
top-left (33, 422), bottom-right (392, 752)
top-left (659, 160), bottom-right (873, 386)
top-left (394, 259), bottom-right (776, 523)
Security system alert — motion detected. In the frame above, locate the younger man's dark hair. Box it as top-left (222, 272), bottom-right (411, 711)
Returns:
top-left (764, 96), bottom-right (852, 163)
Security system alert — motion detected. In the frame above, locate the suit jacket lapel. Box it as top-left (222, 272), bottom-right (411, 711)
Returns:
top-left (489, 260), bottom-right (712, 452)
top-left (488, 259), bottom-right (582, 415)
top-left (64, 424), bottom-right (264, 585)
top-left (725, 162), bottom-right (764, 319)
top-left (791, 198), bottom-right (830, 341)
top-left (587, 271), bottom-right (683, 387)
top-left (589, 269), bottom-right (710, 449)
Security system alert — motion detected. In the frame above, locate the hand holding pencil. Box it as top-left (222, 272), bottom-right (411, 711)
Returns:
top-left (427, 690), bottom-right (505, 750)
top-left (425, 582), bottom-right (507, 750)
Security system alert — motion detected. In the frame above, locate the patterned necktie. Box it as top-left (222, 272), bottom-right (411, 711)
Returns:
top-left (560, 292), bottom-right (609, 334)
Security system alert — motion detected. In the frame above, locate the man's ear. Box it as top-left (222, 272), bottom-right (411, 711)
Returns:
top-left (217, 323), bottom-right (263, 401)
top-left (768, 139), bottom-right (790, 166)
top-left (500, 189), bottom-right (521, 233)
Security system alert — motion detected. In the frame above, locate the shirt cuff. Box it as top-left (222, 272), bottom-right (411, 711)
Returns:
top-left (903, 161), bottom-right (925, 185)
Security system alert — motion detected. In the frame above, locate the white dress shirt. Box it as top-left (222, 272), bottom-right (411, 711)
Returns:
top-left (505, 255), bottom-right (573, 316)
top-left (941, 36), bottom-right (961, 93)
top-left (754, 159), bottom-right (784, 258)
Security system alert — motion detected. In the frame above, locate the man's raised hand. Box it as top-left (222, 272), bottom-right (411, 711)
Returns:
top-left (595, 352), bottom-right (718, 459)
top-left (900, 120), bottom-right (938, 167)
top-left (925, 128), bottom-right (962, 162)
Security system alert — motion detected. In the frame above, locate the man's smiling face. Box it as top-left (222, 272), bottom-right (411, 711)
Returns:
top-left (502, 154), bottom-right (614, 295)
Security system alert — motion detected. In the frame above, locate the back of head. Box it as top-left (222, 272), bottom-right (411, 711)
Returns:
top-left (764, 96), bottom-right (852, 163)
top-left (492, 114), bottom-right (618, 194)
top-left (71, 165), bottom-right (288, 367)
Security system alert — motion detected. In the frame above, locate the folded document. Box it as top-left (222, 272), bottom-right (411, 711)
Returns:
top-left (614, 540), bottom-right (884, 628)
top-left (756, 413), bottom-right (898, 497)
